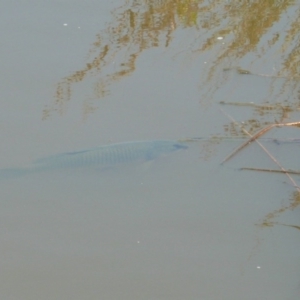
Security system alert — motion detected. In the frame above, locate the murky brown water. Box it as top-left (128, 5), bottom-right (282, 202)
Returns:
top-left (1, 1), bottom-right (300, 299)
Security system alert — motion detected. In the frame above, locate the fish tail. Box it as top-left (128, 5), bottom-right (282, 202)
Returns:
top-left (0, 167), bottom-right (30, 180)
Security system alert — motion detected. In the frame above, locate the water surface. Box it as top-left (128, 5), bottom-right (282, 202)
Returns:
top-left (1, 1), bottom-right (300, 299)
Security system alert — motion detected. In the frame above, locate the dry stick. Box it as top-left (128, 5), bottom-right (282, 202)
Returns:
top-left (241, 167), bottom-right (300, 175)
top-left (227, 67), bottom-right (300, 80)
top-left (219, 108), bottom-right (300, 191)
top-left (221, 123), bottom-right (276, 164)
top-left (221, 121), bottom-right (300, 164)
top-left (252, 72), bottom-right (300, 80)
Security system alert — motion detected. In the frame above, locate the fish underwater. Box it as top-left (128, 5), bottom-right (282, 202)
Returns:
top-left (0, 140), bottom-right (188, 179)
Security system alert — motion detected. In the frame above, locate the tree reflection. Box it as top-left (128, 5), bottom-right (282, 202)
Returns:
top-left (43, 0), bottom-right (300, 122)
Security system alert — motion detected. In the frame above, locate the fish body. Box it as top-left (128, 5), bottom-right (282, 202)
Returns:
top-left (0, 140), bottom-right (188, 179)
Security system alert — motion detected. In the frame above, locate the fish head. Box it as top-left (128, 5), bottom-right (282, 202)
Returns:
top-left (153, 141), bottom-right (188, 155)
top-left (145, 141), bottom-right (188, 161)
top-left (172, 142), bottom-right (189, 151)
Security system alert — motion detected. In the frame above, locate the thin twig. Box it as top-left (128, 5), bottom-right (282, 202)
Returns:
top-left (241, 167), bottom-right (300, 175)
top-left (219, 108), bottom-right (300, 191)
top-left (221, 123), bottom-right (276, 163)
top-left (222, 121), bottom-right (300, 163)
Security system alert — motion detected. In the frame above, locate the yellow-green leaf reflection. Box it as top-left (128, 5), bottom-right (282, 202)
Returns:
top-left (257, 190), bottom-right (300, 229)
top-left (43, 0), bottom-right (300, 121)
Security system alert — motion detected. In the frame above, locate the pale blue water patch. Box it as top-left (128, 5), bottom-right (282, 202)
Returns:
top-left (0, 140), bottom-right (299, 300)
